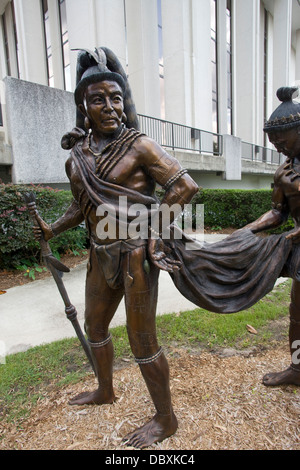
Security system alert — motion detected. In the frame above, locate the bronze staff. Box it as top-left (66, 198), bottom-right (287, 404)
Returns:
top-left (24, 191), bottom-right (96, 375)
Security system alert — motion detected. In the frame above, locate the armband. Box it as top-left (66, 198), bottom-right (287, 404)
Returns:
top-left (163, 169), bottom-right (187, 191)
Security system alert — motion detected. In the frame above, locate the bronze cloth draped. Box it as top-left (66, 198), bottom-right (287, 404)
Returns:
top-left (167, 226), bottom-right (296, 313)
top-left (72, 140), bottom-right (298, 314)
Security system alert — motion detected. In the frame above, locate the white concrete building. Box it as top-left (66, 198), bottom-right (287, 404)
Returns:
top-left (0, 0), bottom-right (300, 188)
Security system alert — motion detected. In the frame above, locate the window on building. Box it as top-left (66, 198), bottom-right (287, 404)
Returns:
top-left (2, 12), bottom-right (11, 76)
top-left (123, 0), bottom-right (129, 74)
top-left (211, 0), bottom-right (218, 134)
top-left (0, 98), bottom-right (3, 127)
top-left (42, 0), bottom-right (54, 87)
top-left (157, 0), bottom-right (165, 118)
top-left (263, 8), bottom-right (268, 147)
top-left (226, 0), bottom-right (232, 134)
top-left (2, 1), bottom-right (20, 78)
top-left (59, 0), bottom-right (71, 91)
top-left (11, 1), bottom-right (20, 77)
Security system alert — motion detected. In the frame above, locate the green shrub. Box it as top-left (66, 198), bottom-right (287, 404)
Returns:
top-left (192, 188), bottom-right (294, 232)
top-left (193, 188), bottom-right (271, 228)
top-left (0, 183), bottom-right (88, 270)
top-left (1, 185), bottom-right (295, 270)
top-left (156, 187), bottom-right (294, 233)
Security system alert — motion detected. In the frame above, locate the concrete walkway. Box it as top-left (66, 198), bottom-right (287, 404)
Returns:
top-left (0, 233), bottom-right (286, 356)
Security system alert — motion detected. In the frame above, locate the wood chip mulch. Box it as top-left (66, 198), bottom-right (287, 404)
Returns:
top-left (1, 344), bottom-right (300, 451)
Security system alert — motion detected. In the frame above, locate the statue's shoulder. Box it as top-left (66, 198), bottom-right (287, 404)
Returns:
top-left (61, 127), bottom-right (87, 151)
top-left (65, 153), bottom-right (77, 178)
top-left (65, 145), bottom-right (86, 179)
top-left (131, 132), bottom-right (164, 160)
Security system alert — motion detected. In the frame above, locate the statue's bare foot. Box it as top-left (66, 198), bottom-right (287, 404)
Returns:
top-left (262, 366), bottom-right (300, 386)
top-left (69, 388), bottom-right (115, 405)
top-left (122, 412), bottom-right (178, 449)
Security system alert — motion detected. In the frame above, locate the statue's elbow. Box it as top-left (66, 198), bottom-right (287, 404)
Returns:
top-left (180, 178), bottom-right (199, 204)
top-left (185, 178), bottom-right (199, 200)
top-left (191, 181), bottom-right (199, 197)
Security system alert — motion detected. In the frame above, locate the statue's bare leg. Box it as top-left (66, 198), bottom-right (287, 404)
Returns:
top-left (263, 279), bottom-right (300, 387)
top-left (122, 247), bottom-right (178, 449)
top-left (69, 245), bottom-right (124, 405)
top-left (123, 350), bottom-right (178, 449)
top-left (69, 335), bottom-right (117, 405)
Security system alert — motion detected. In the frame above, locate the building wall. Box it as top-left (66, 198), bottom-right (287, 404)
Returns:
top-left (2, 76), bottom-right (280, 189)
top-left (4, 76), bottom-right (75, 185)
top-left (1, 0), bottom-right (300, 188)
top-left (189, 171), bottom-right (274, 190)
top-left (2, 0), bottom-right (300, 133)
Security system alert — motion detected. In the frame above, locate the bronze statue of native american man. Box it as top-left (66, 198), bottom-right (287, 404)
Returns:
top-left (33, 47), bottom-right (198, 449)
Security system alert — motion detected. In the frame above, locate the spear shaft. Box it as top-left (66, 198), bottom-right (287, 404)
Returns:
top-left (24, 192), bottom-right (96, 375)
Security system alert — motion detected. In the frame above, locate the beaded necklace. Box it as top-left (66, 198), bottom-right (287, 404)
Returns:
top-left (87, 127), bottom-right (124, 158)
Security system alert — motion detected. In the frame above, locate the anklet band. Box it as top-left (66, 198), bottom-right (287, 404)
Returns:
top-left (88, 333), bottom-right (112, 348)
top-left (135, 347), bottom-right (163, 364)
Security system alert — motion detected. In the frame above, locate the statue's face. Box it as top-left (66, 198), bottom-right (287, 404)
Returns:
top-left (83, 80), bottom-right (124, 135)
top-left (268, 127), bottom-right (300, 158)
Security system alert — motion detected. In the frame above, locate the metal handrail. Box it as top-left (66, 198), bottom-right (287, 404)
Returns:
top-left (241, 140), bottom-right (284, 165)
top-left (138, 113), bottom-right (284, 165)
top-left (137, 114), bottom-right (223, 156)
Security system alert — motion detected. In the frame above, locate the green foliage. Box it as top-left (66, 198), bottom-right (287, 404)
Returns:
top-left (1, 185), bottom-right (295, 270)
top-left (185, 188), bottom-right (293, 232)
top-left (156, 187), bottom-right (280, 229)
top-left (194, 188), bottom-right (273, 228)
top-left (0, 338), bottom-right (90, 422)
top-left (0, 183), bottom-right (88, 270)
top-left (157, 280), bottom-right (291, 348)
top-left (156, 187), bottom-right (295, 232)
top-left (16, 257), bottom-right (48, 280)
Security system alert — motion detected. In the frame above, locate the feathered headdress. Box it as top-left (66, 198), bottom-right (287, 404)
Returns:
top-left (74, 47), bottom-right (139, 131)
